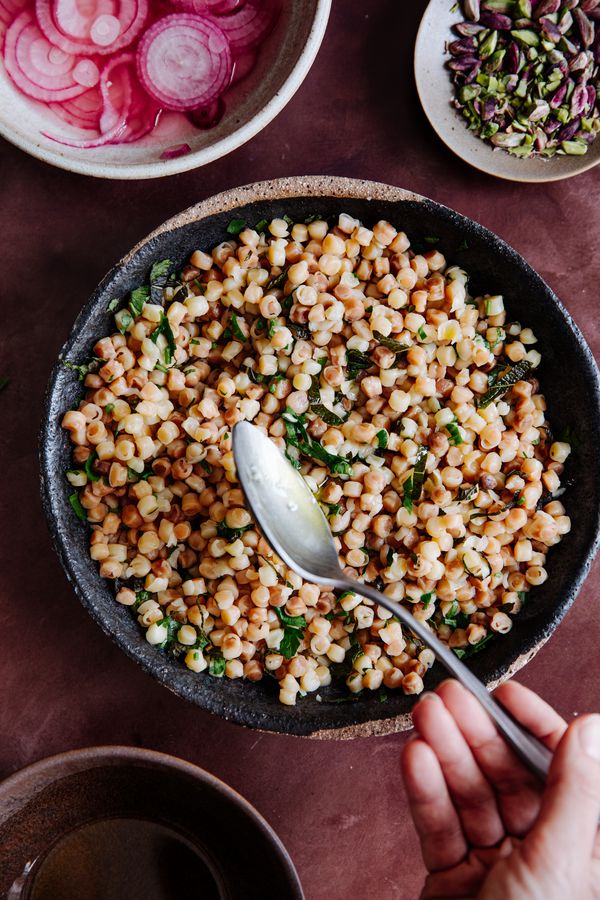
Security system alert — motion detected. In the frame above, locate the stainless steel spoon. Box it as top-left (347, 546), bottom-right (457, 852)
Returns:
top-left (232, 420), bottom-right (553, 782)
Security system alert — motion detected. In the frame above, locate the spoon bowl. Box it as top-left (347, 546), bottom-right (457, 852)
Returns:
top-left (231, 419), bottom-right (341, 585)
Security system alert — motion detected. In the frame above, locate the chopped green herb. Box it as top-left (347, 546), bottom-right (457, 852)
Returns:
top-left (68, 491), bottom-right (86, 521)
top-left (62, 360), bottom-right (94, 381)
top-left (453, 633), bottom-right (496, 659)
top-left (403, 475), bottom-right (414, 513)
top-left (226, 218), bottom-right (246, 236)
top-left (216, 520), bottom-right (251, 542)
top-left (373, 331), bottom-right (410, 355)
top-left (308, 376), bottom-right (347, 425)
top-left (304, 213), bottom-right (324, 224)
top-left (378, 686), bottom-right (389, 703)
top-left (284, 410), bottom-right (352, 475)
top-left (132, 590), bottom-right (151, 612)
top-left (346, 349), bottom-right (373, 380)
top-left (265, 267), bottom-right (289, 291)
top-left (157, 615), bottom-right (180, 649)
top-left (288, 322), bottom-right (311, 340)
top-left (127, 466), bottom-right (153, 482)
top-left (200, 460), bottom-right (212, 474)
top-left (459, 484), bottom-right (478, 502)
top-left (106, 298), bottom-right (120, 312)
top-left (421, 592), bottom-right (434, 608)
top-left (149, 259), bottom-right (173, 284)
top-left (376, 429), bottom-right (388, 450)
top-left (411, 445), bottom-right (428, 502)
top-left (83, 451), bottom-right (100, 482)
top-left (193, 630), bottom-right (210, 651)
top-left (129, 285), bottom-right (149, 318)
top-left (117, 310), bottom-right (133, 334)
top-left (478, 360), bottom-right (532, 409)
top-left (447, 422), bottom-right (464, 446)
top-left (241, 364), bottom-right (268, 384)
top-left (275, 607), bottom-right (307, 629)
top-left (283, 214), bottom-right (294, 228)
top-left (208, 652), bottom-right (226, 676)
top-left (457, 239), bottom-right (469, 251)
top-left (228, 312), bottom-right (247, 342)
top-left (470, 491), bottom-right (524, 521)
top-left (150, 311), bottom-right (177, 365)
top-left (417, 325), bottom-right (427, 341)
top-left (424, 235), bottom-right (440, 245)
top-left (254, 217), bottom-right (268, 232)
top-left (276, 605), bottom-right (306, 659)
top-left (268, 374), bottom-right (286, 394)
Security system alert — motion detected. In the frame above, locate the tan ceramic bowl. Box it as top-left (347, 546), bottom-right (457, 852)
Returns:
top-left (0, 1), bottom-right (331, 179)
top-left (415, 0), bottom-right (600, 182)
top-left (0, 747), bottom-right (304, 897)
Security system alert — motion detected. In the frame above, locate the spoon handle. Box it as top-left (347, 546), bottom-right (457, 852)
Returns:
top-left (340, 578), bottom-right (552, 783)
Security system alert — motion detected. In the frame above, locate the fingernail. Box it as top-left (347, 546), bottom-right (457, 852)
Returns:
top-left (417, 691), bottom-right (439, 704)
top-left (580, 715), bottom-right (600, 760)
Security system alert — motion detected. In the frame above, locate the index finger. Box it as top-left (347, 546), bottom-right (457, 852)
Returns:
top-left (493, 681), bottom-right (567, 750)
top-left (437, 681), bottom-right (540, 835)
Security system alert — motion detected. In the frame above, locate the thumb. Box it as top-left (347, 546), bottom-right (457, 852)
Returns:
top-left (523, 714), bottom-right (600, 877)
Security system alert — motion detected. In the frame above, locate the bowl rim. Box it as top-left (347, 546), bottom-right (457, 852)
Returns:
top-left (39, 175), bottom-right (600, 738)
top-left (0, 0), bottom-right (331, 180)
top-left (0, 744), bottom-right (304, 897)
top-left (414, 0), bottom-right (600, 184)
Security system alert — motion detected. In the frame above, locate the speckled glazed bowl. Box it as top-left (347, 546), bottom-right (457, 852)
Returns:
top-left (40, 176), bottom-right (600, 738)
top-left (0, 1), bottom-right (330, 179)
top-left (0, 746), bottom-right (304, 897)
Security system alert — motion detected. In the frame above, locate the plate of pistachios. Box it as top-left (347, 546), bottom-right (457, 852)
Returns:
top-left (415, 0), bottom-right (600, 181)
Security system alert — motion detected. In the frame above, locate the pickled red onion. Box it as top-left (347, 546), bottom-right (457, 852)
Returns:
top-left (136, 13), bottom-right (232, 111)
top-left (213, 0), bottom-right (277, 55)
top-left (4, 10), bottom-right (89, 100)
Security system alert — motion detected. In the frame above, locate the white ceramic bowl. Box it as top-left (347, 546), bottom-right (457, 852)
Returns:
top-left (415, 0), bottom-right (600, 183)
top-left (0, 1), bottom-right (331, 179)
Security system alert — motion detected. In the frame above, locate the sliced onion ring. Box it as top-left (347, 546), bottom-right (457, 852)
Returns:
top-left (213, 0), bottom-right (279, 55)
top-left (4, 11), bottom-right (88, 101)
top-left (99, 52), bottom-right (159, 140)
top-left (49, 86), bottom-right (103, 130)
top-left (53, 0), bottom-right (116, 41)
top-left (160, 142), bottom-right (191, 159)
top-left (36, 0), bottom-right (148, 56)
top-left (136, 13), bottom-right (232, 111)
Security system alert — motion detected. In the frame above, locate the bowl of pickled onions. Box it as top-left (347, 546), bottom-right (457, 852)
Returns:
top-left (0, 0), bottom-right (331, 177)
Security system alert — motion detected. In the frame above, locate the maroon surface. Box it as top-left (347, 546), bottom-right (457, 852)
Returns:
top-left (0, 1), bottom-right (599, 897)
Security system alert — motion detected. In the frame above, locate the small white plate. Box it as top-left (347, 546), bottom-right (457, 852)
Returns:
top-left (414, 0), bottom-right (600, 183)
top-left (0, 0), bottom-right (331, 179)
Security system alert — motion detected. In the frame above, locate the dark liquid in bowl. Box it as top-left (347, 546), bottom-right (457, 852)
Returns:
top-left (26, 817), bottom-right (222, 900)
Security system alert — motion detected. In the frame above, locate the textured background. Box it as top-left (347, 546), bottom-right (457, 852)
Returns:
top-left (0, 1), bottom-right (599, 897)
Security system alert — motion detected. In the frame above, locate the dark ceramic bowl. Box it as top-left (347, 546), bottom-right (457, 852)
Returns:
top-left (40, 176), bottom-right (600, 738)
top-left (0, 746), bottom-right (303, 898)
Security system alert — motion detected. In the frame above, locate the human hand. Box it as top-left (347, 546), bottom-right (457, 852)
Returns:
top-left (401, 680), bottom-right (600, 899)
